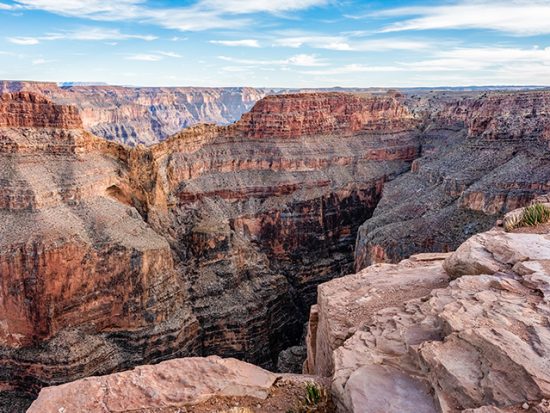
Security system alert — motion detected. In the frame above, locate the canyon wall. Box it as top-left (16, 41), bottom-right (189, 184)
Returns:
top-left (354, 91), bottom-right (550, 269)
top-left (1, 89), bottom-right (549, 411)
top-left (0, 81), bottom-right (269, 145)
top-left (0, 91), bottom-right (419, 410)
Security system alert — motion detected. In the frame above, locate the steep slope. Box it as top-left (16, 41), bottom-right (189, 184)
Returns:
top-left (355, 91), bottom-right (550, 269)
top-left (0, 92), bottom-right (200, 411)
top-left (136, 92), bottom-right (420, 367)
top-left (0, 81), bottom-right (269, 145)
top-left (26, 206), bottom-right (550, 413)
top-left (0, 91), bottom-right (420, 410)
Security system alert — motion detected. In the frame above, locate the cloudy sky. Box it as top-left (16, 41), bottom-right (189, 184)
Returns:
top-left (0, 0), bottom-right (550, 87)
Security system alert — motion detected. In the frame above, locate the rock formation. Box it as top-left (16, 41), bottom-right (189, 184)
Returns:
top-left (0, 91), bottom-right (419, 410)
top-left (305, 202), bottom-right (550, 412)
top-left (0, 81), bottom-right (270, 145)
top-left (0, 92), bottom-right (201, 411)
top-left (1, 89), bottom-right (549, 412)
top-left (355, 91), bottom-right (550, 269)
top-left (27, 356), bottom-right (331, 413)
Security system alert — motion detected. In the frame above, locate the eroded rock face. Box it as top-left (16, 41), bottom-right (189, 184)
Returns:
top-left (0, 92), bottom-right (82, 129)
top-left (0, 81), bottom-right (270, 145)
top-left (355, 91), bottom-right (550, 269)
top-left (0, 93), bottom-right (200, 409)
top-left (308, 211), bottom-right (550, 412)
top-left (305, 253), bottom-right (450, 377)
top-left (2, 89), bottom-right (549, 412)
top-left (0, 91), bottom-right (419, 409)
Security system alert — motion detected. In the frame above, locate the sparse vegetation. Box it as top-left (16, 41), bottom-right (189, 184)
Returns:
top-left (286, 382), bottom-right (331, 413)
top-left (304, 382), bottom-right (324, 407)
top-left (504, 203), bottom-right (550, 231)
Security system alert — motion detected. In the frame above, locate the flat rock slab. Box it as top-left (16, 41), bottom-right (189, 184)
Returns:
top-left (28, 356), bottom-right (277, 413)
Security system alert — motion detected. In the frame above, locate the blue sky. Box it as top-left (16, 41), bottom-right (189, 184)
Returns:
top-left (0, 0), bottom-right (550, 87)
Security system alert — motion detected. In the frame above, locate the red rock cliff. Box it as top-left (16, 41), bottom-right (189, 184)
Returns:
top-left (0, 92), bottom-right (82, 129)
top-left (236, 92), bottom-right (415, 138)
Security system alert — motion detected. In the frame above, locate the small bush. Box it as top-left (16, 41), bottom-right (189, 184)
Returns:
top-left (520, 203), bottom-right (550, 227)
top-left (304, 382), bottom-right (323, 406)
top-left (505, 203), bottom-right (550, 231)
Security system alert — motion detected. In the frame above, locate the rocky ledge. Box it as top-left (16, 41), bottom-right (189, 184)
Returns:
top-left (28, 356), bottom-right (332, 413)
top-left (307, 201), bottom-right (550, 412)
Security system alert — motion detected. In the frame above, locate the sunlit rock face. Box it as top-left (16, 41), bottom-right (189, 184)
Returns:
top-left (136, 93), bottom-right (421, 367)
top-left (0, 92), bottom-right (201, 410)
top-left (307, 211), bottom-right (550, 412)
top-left (0, 81), bottom-right (270, 146)
top-left (0, 91), bottom-right (420, 410)
top-left (1, 88), bottom-right (548, 412)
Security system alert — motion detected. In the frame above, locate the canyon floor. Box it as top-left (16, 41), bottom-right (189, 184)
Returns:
top-left (0, 87), bottom-right (549, 412)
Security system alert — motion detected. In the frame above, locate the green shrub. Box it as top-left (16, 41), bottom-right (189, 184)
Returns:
top-left (304, 382), bottom-right (323, 406)
top-left (520, 203), bottom-right (550, 227)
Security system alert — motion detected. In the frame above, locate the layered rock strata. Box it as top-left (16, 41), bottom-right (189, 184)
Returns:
top-left (136, 93), bottom-right (420, 368)
top-left (2, 89), bottom-right (549, 412)
top-left (0, 91), bottom-right (419, 410)
top-left (306, 205), bottom-right (550, 412)
top-left (0, 81), bottom-right (270, 145)
top-left (355, 91), bottom-right (550, 269)
top-left (0, 92), bottom-right (201, 410)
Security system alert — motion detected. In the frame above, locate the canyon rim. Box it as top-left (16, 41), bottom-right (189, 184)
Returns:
top-left (1, 0), bottom-right (550, 412)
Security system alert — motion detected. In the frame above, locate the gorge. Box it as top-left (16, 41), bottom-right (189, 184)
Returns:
top-left (0, 88), bottom-right (549, 412)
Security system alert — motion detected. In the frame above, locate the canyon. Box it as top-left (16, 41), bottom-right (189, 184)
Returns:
top-left (0, 88), bottom-right (549, 412)
top-left (0, 81), bottom-right (270, 146)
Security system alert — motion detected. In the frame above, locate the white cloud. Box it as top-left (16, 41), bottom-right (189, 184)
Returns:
top-left (12, 0), bottom-right (326, 32)
top-left (210, 39), bottom-right (260, 48)
top-left (7, 36), bottom-right (40, 45)
top-left (302, 64), bottom-right (405, 75)
top-left (125, 51), bottom-right (182, 61)
top-left (378, 1), bottom-right (550, 36)
top-left (273, 35), bottom-right (432, 51)
top-left (402, 46), bottom-right (550, 72)
top-left (156, 51), bottom-right (183, 58)
top-left (218, 53), bottom-right (327, 66)
top-left (32, 58), bottom-right (49, 65)
top-left (222, 66), bottom-right (255, 72)
top-left (126, 54), bottom-right (163, 61)
top-left (199, 0), bottom-right (327, 14)
top-left (273, 35), bottom-right (352, 50)
top-left (6, 27), bottom-right (156, 46)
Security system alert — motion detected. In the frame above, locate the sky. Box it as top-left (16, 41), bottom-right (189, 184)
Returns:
top-left (0, 0), bottom-right (550, 88)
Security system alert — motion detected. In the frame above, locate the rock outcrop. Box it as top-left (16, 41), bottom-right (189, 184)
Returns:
top-left (0, 92), bottom-right (200, 410)
top-left (355, 91), bottom-right (550, 269)
top-left (0, 81), bottom-right (270, 145)
top-left (27, 356), bottom-right (330, 413)
top-left (306, 204), bottom-right (550, 412)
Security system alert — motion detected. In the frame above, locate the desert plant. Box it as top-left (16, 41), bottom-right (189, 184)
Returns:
top-left (503, 213), bottom-right (522, 231)
top-left (520, 203), bottom-right (550, 227)
top-left (304, 382), bottom-right (323, 406)
top-left (504, 203), bottom-right (550, 231)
